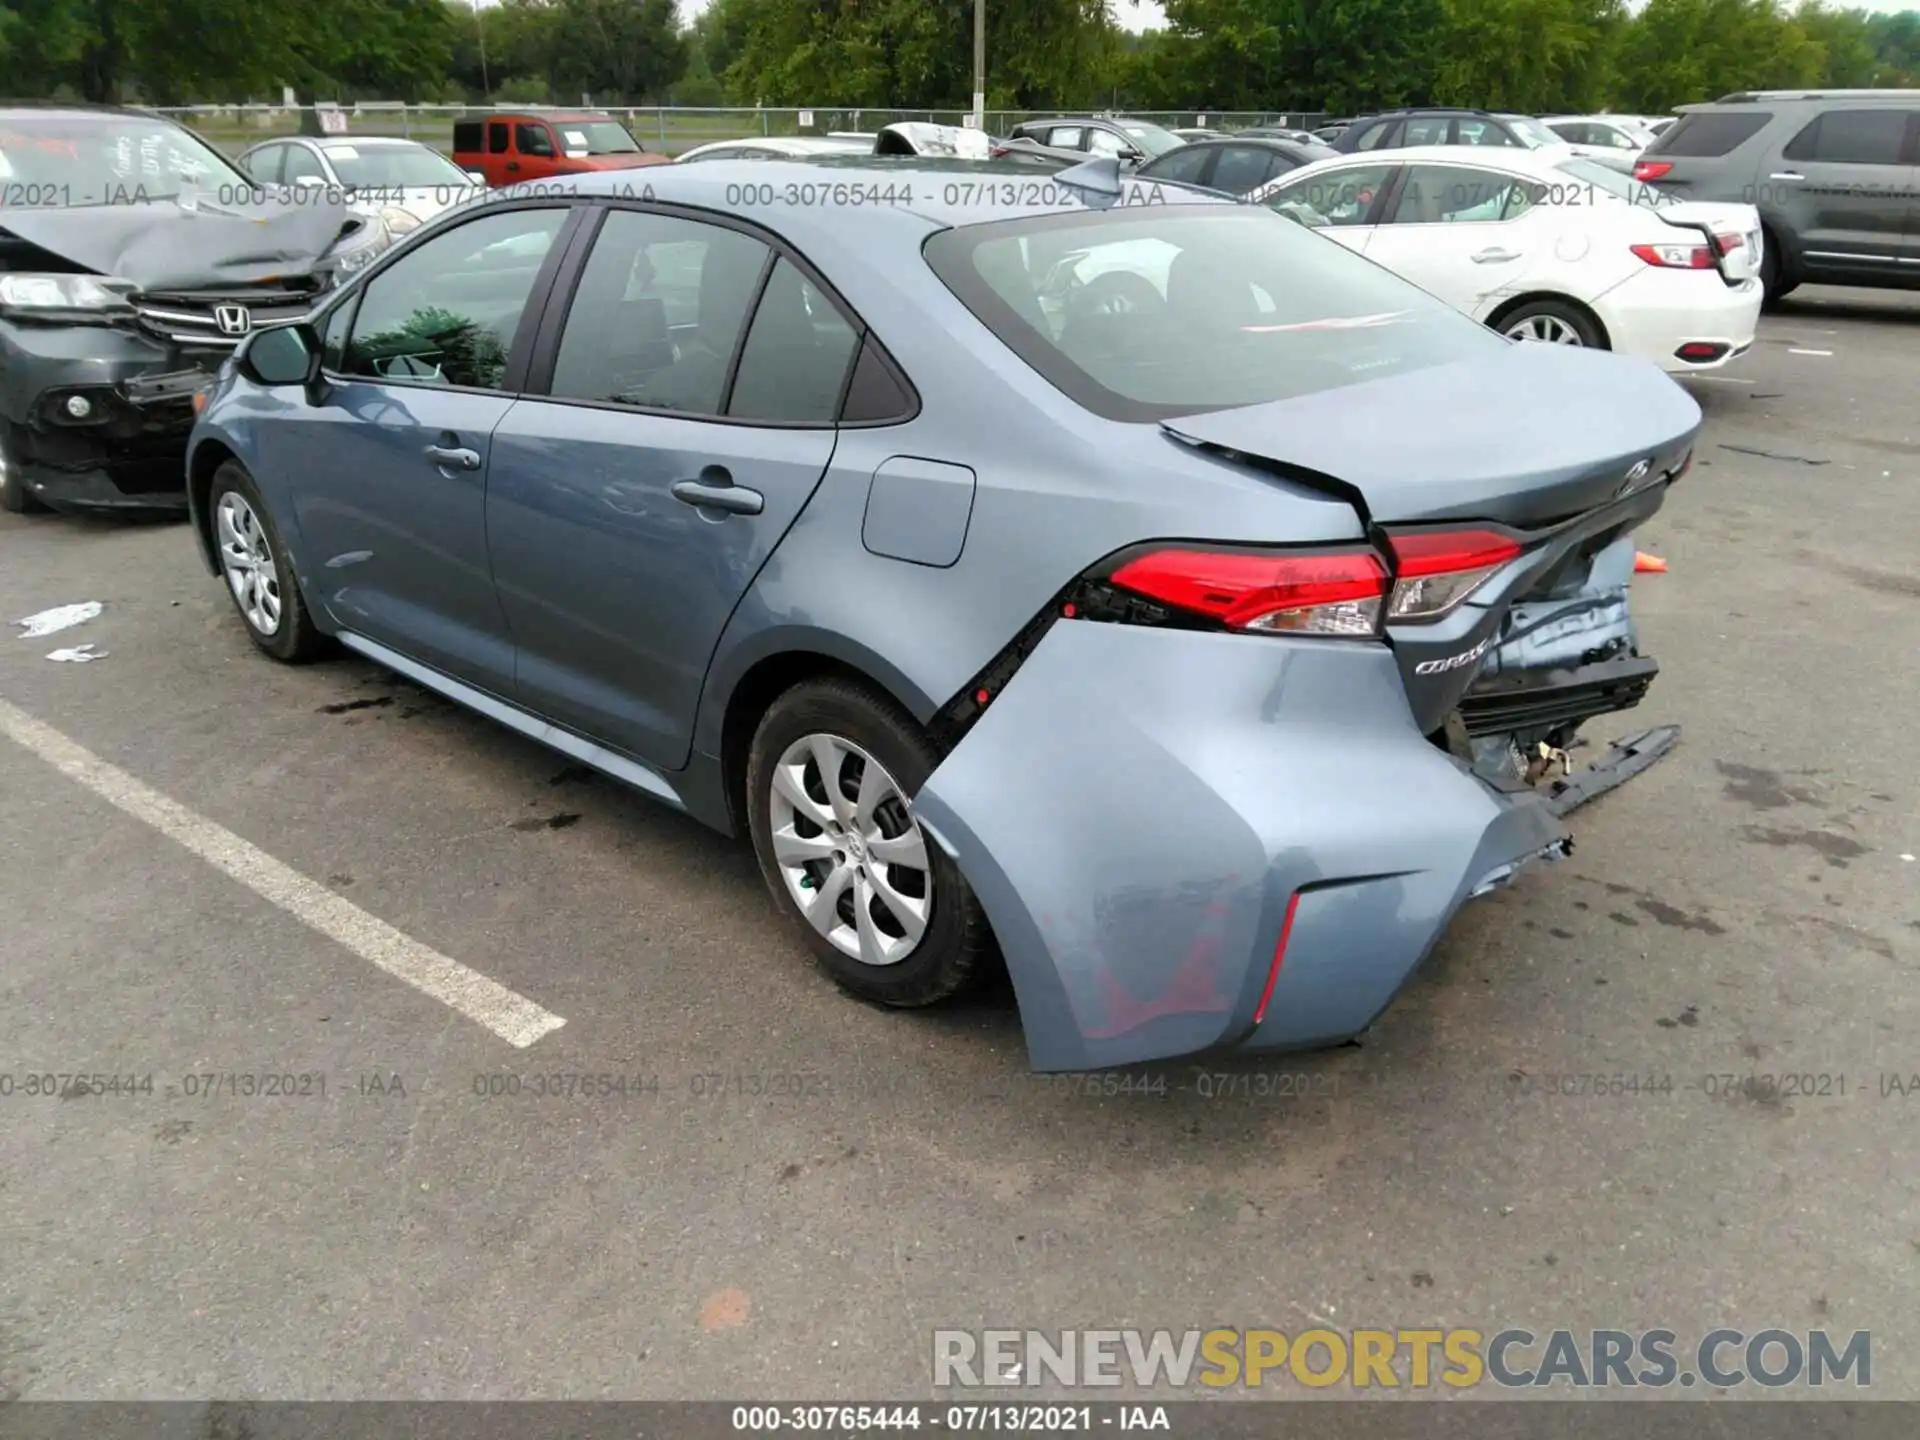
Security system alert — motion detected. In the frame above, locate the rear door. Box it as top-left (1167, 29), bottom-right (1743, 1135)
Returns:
top-left (486, 207), bottom-right (861, 770)
top-left (1359, 162), bottom-right (1548, 316)
top-left (485, 119), bottom-right (512, 186)
top-left (1769, 107), bottom-right (1920, 277)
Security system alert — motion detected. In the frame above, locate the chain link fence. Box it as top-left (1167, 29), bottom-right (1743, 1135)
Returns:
top-left (151, 104), bottom-right (1337, 157)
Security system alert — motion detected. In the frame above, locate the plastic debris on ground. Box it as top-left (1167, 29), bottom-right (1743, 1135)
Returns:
top-left (14, 601), bottom-right (104, 638)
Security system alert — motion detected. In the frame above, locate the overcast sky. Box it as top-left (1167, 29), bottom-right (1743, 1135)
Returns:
top-left (669, 0), bottom-right (1916, 24)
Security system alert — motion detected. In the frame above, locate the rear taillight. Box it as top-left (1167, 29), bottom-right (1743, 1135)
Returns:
top-left (1108, 546), bottom-right (1386, 636)
top-left (1710, 231), bottom-right (1744, 256)
top-left (1384, 529), bottom-right (1523, 621)
top-left (1632, 240), bottom-right (1715, 269)
top-left (1633, 160), bottom-right (1673, 182)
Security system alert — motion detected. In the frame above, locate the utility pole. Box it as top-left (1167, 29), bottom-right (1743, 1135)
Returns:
top-left (476, 0), bottom-right (491, 94)
top-left (972, 0), bottom-right (985, 131)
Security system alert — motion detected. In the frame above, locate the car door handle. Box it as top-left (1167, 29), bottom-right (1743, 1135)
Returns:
top-left (1472, 248), bottom-right (1522, 263)
top-left (671, 473), bottom-right (763, 515)
top-left (505, 161), bottom-right (520, 172)
top-left (1769, 171), bottom-right (1804, 181)
top-left (423, 444), bottom-right (481, 472)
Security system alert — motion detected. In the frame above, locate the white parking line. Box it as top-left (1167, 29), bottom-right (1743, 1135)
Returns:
top-left (1788, 348), bottom-right (1833, 357)
top-left (0, 696), bottom-right (566, 1048)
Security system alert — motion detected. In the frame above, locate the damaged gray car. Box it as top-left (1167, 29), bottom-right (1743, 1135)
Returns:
top-left (0, 106), bottom-right (395, 516)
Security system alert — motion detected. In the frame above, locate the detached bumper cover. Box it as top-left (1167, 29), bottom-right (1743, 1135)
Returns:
top-left (913, 621), bottom-right (1574, 1072)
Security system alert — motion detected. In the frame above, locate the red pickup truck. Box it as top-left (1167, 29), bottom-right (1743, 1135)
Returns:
top-left (452, 112), bottom-right (670, 188)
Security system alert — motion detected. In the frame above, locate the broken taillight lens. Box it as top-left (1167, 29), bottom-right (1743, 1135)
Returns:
top-left (1384, 529), bottom-right (1523, 621)
top-left (1632, 160), bottom-right (1673, 182)
top-left (1108, 546), bottom-right (1387, 637)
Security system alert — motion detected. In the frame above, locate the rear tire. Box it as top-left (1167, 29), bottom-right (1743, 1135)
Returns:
top-left (1759, 235), bottom-right (1797, 309)
top-left (208, 460), bottom-right (328, 663)
top-left (746, 678), bottom-right (994, 1009)
top-left (1498, 298), bottom-right (1605, 348)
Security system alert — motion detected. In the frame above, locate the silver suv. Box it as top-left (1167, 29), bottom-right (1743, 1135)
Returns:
top-left (1633, 90), bottom-right (1920, 305)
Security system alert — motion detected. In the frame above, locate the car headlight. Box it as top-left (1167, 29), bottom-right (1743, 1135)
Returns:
top-left (0, 273), bottom-right (139, 320)
top-left (314, 214), bottom-right (393, 290)
top-left (379, 205), bottom-right (421, 236)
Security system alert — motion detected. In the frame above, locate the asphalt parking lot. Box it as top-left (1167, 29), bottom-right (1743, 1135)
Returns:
top-left (2, 286), bottom-right (1917, 1403)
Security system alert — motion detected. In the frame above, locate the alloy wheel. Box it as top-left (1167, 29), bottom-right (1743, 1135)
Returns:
top-left (1505, 313), bottom-right (1585, 345)
top-left (216, 491), bottom-right (284, 636)
top-left (767, 733), bottom-right (934, 967)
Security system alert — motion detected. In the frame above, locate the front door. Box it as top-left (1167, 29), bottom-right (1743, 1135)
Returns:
top-left (486, 207), bottom-right (863, 770)
top-left (263, 205), bottom-right (575, 695)
top-left (1257, 161), bottom-right (1398, 257)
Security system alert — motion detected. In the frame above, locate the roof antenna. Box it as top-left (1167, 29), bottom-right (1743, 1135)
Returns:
top-left (1052, 154), bottom-right (1124, 206)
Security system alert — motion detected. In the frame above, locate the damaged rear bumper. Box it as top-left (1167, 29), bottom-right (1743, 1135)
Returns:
top-left (1, 321), bottom-right (209, 515)
top-left (912, 621), bottom-right (1583, 1072)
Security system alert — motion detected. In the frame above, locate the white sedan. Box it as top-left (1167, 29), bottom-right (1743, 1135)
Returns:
top-left (1249, 145), bottom-right (1763, 373)
top-left (236, 136), bottom-right (482, 231)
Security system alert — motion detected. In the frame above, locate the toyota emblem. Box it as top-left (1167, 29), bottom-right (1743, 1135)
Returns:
top-left (213, 304), bottom-right (252, 338)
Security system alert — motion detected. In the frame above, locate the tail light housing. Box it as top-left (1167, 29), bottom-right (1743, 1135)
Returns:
top-left (1633, 159), bottom-right (1673, 182)
top-left (1384, 529), bottom-right (1523, 620)
top-left (1710, 231), bottom-right (1744, 257)
top-left (1101, 529), bottom-right (1525, 638)
top-left (1108, 546), bottom-right (1386, 636)
top-left (1632, 240), bottom-right (1715, 269)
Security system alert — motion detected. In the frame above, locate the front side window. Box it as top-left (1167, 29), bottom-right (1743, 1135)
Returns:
top-left (1209, 146), bottom-right (1280, 194)
top-left (1139, 144), bottom-right (1213, 185)
top-left (516, 123), bottom-right (555, 157)
top-left (1455, 119), bottom-right (1520, 147)
top-left (1088, 129), bottom-right (1128, 158)
top-left (1402, 117), bottom-right (1450, 146)
top-left (1048, 127), bottom-right (1086, 150)
top-left (241, 145), bottom-right (285, 183)
top-left (1354, 121), bottom-right (1398, 150)
top-left (548, 210), bottom-right (769, 415)
top-left (925, 205), bottom-right (1506, 422)
top-left (1264, 163), bottom-right (1394, 227)
top-left (342, 208), bottom-right (567, 389)
top-left (282, 146), bottom-right (326, 183)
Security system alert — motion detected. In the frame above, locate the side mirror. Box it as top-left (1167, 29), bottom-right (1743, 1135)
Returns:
top-left (239, 323), bottom-right (325, 399)
top-left (466, 170), bottom-right (487, 184)
top-left (293, 174), bottom-right (325, 189)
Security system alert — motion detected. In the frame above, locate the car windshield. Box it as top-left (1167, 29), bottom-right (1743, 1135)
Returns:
top-left (0, 113), bottom-right (245, 204)
top-left (1505, 116), bottom-right (1567, 149)
top-left (924, 205), bottom-right (1505, 422)
top-left (321, 143), bottom-right (470, 188)
top-left (551, 120), bottom-right (639, 156)
top-left (1118, 122), bottom-right (1184, 157)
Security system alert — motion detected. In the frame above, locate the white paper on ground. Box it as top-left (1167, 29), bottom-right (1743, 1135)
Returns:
top-left (46, 644), bottom-right (106, 663)
top-left (14, 602), bottom-right (103, 638)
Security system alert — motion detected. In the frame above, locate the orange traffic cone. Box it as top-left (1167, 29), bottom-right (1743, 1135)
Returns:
top-left (1634, 552), bottom-right (1668, 573)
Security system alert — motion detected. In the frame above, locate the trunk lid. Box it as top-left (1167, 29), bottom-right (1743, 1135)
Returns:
top-left (1653, 199), bottom-right (1763, 283)
top-left (1159, 342), bottom-right (1701, 527)
top-left (1160, 343), bottom-right (1700, 734)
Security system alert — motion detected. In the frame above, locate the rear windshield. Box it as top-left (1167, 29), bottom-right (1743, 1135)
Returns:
top-left (924, 206), bottom-right (1506, 422)
top-left (1645, 110), bottom-right (1772, 157)
top-left (1504, 116), bottom-right (1566, 148)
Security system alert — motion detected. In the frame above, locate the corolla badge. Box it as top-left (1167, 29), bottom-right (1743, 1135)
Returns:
top-left (1414, 634), bottom-right (1493, 677)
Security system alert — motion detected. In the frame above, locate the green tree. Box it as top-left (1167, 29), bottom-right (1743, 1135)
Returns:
top-left (1431, 0), bottom-right (1624, 112)
top-left (550, 0), bottom-right (686, 104)
top-left (1612, 0), bottom-right (1822, 112)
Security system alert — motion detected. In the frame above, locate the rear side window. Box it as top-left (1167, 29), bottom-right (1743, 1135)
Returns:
top-left (1209, 146), bottom-right (1280, 193)
top-left (1645, 110), bottom-right (1771, 156)
top-left (487, 122), bottom-right (510, 155)
top-left (453, 121), bottom-right (483, 153)
top-left (924, 206), bottom-right (1505, 422)
top-left (1782, 109), bottom-right (1913, 165)
top-left (727, 259), bottom-right (861, 423)
top-left (1355, 121), bottom-right (1397, 150)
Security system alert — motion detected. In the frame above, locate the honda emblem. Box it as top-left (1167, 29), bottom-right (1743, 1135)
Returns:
top-left (213, 304), bottom-right (252, 338)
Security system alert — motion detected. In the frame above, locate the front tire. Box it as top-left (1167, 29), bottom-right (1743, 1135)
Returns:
top-left (1499, 298), bottom-right (1605, 348)
top-left (0, 433), bottom-right (48, 514)
top-left (746, 678), bottom-right (993, 1008)
top-left (208, 460), bottom-right (327, 663)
